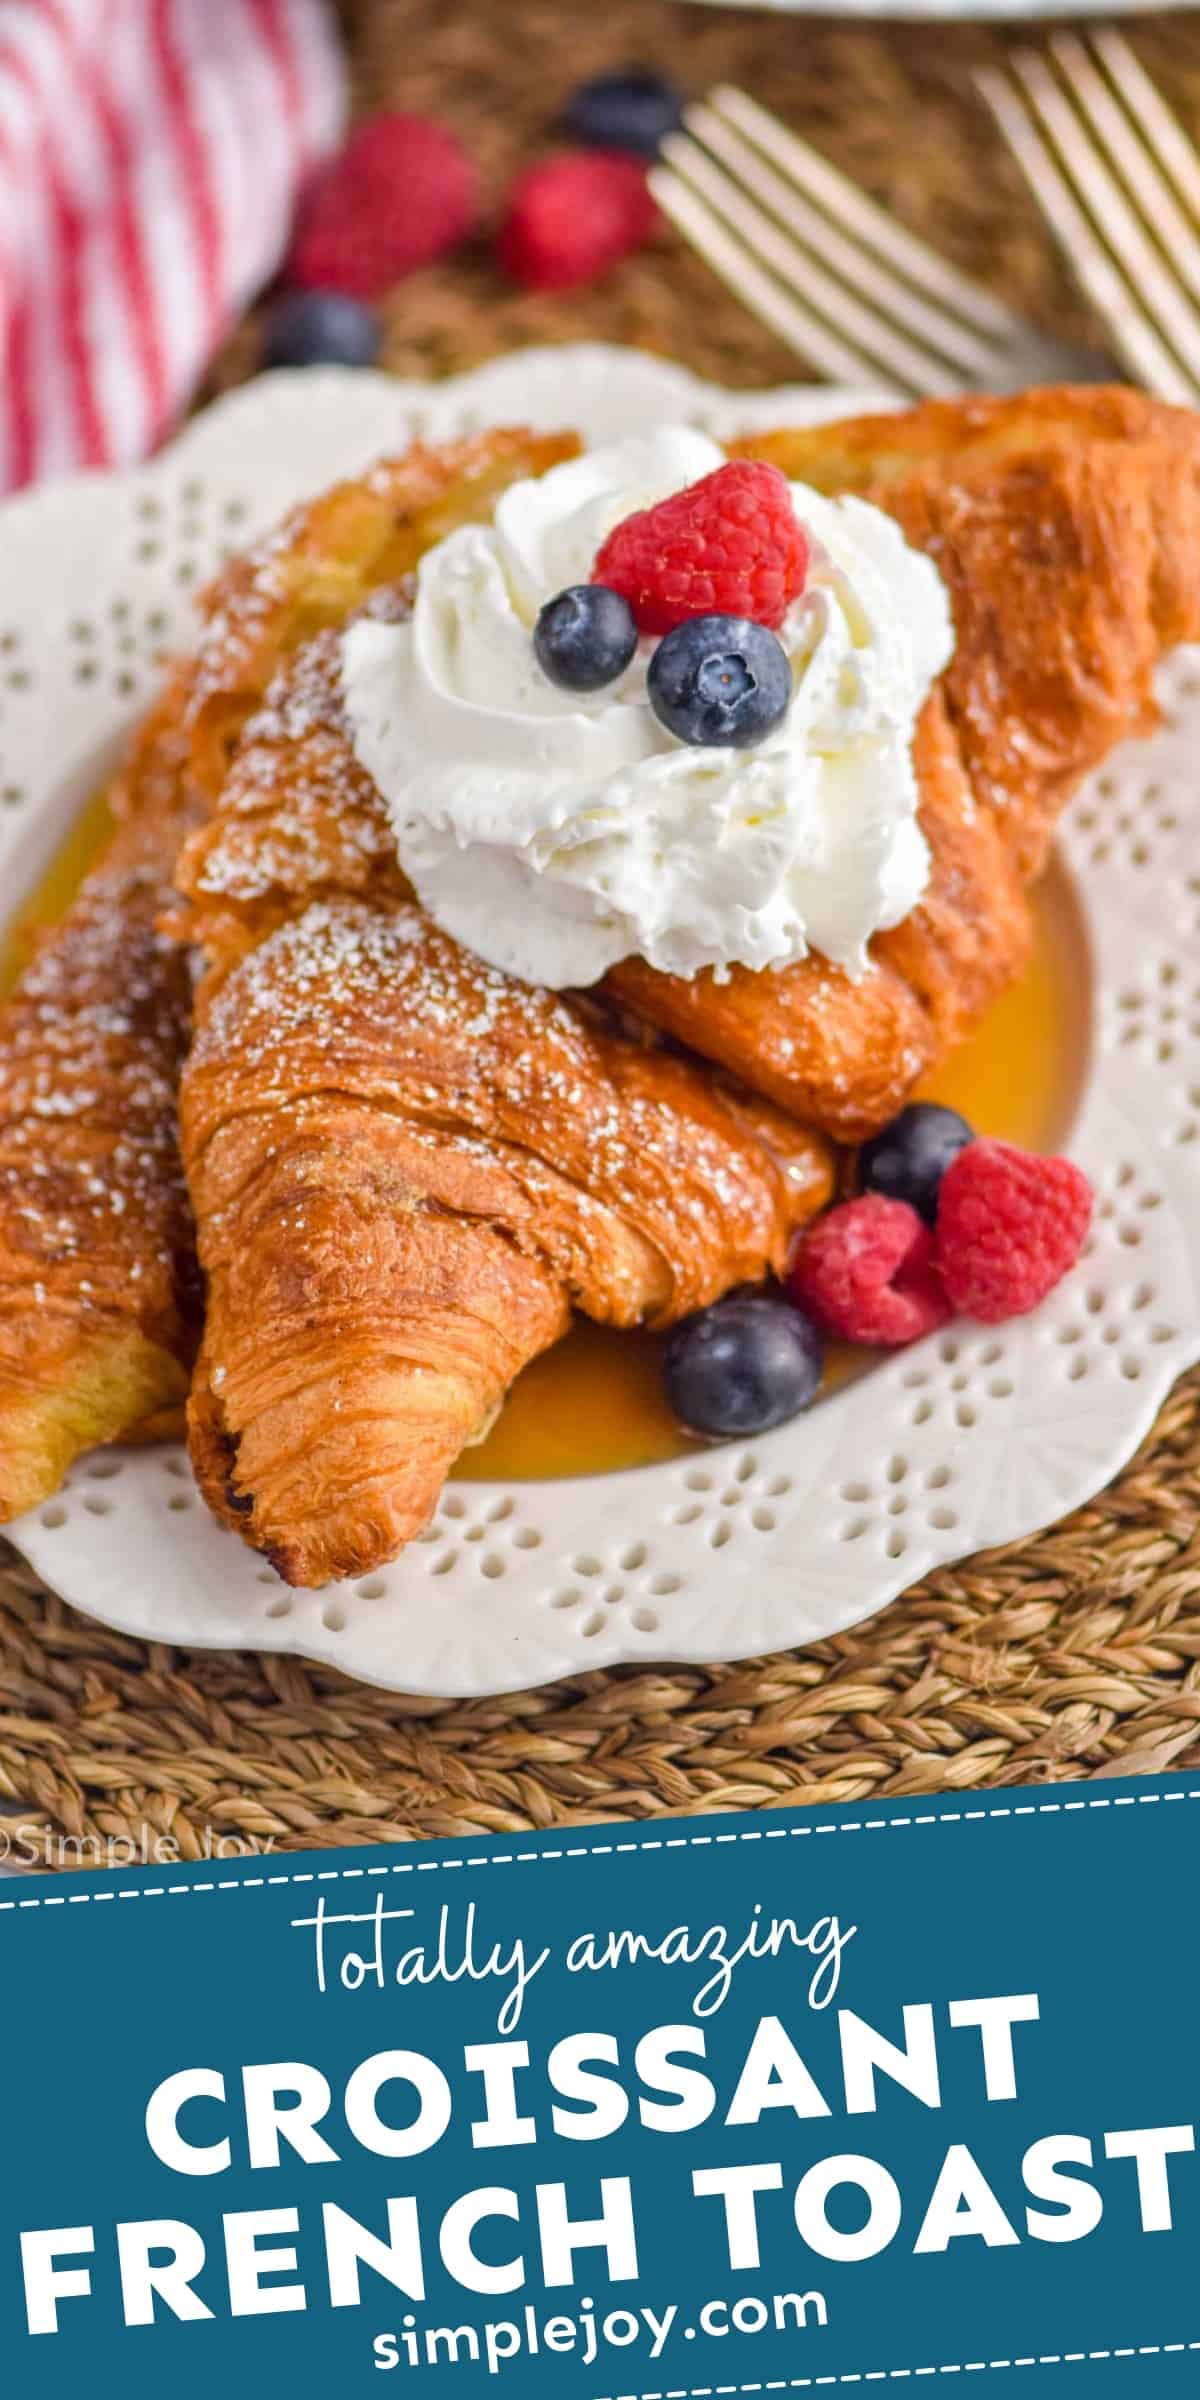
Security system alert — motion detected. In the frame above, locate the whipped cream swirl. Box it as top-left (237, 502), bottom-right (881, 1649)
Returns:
top-left (341, 427), bottom-right (954, 988)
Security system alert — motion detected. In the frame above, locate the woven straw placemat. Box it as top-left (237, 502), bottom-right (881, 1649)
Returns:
top-left (3, 0), bottom-right (1199, 1865)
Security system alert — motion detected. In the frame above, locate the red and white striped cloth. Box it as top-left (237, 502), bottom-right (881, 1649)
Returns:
top-left (0, 0), bottom-right (345, 492)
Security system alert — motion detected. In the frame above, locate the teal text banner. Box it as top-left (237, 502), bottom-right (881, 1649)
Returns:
top-left (1, 1772), bottom-right (1198, 2398)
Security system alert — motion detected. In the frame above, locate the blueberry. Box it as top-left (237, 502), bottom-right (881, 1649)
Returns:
top-left (264, 290), bottom-right (381, 371)
top-left (664, 1293), bottom-right (824, 1438)
top-left (564, 68), bottom-right (685, 159)
top-left (858, 1102), bottom-right (975, 1226)
top-left (648, 615), bottom-right (792, 749)
top-left (534, 585), bottom-right (639, 692)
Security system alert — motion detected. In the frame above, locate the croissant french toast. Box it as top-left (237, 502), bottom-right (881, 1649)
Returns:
top-left (739, 383), bottom-right (1200, 869)
top-left (6, 388), bottom-right (1195, 1562)
top-left (178, 633), bottom-right (833, 1584)
top-left (608, 386), bottom-right (1200, 1136)
top-left (183, 388), bottom-right (1200, 1151)
top-left (0, 677), bottom-right (200, 1520)
top-left (610, 690), bottom-right (1032, 1141)
top-left (167, 388), bottom-right (1200, 1584)
top-left (0, 430), bottom-right (575, 1525)
top-left (185, 427), bottom-right (577, 804)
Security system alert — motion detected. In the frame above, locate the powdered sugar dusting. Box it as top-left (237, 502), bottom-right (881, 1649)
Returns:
top-left (184, 626), bottom-right (399, 912)
top-left (190, 891), bottom-right (812, 1327)
top-left (0, 828), bottom-right (196, 1349)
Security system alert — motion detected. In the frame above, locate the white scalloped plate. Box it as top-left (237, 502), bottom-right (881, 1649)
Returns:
top-left (1, 346), bottom-right (1197, 1697)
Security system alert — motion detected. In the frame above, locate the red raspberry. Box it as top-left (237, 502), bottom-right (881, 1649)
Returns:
top-left (789, 1195), bottom-right (951, 1347)
top-left (498, 151), bottom-right (656, 293)
top-left (592, 460), bottom-right (809, 635)
top-left (935, 1140), bottom-right (1092, 1323)
top-left (288, 114), bottom-right (479, 298)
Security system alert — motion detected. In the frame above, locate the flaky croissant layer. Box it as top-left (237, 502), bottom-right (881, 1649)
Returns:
top-left (0, 682), bottom-right (201, 1521)
top-left (183, 897), bottom-right (831, 1584)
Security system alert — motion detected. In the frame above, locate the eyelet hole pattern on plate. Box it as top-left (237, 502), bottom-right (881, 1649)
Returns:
top-left (835, 1454), bottom-right (959, 1553)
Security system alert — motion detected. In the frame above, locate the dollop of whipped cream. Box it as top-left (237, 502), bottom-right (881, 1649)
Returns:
top-left (341, 427), bottom-right (954, 988)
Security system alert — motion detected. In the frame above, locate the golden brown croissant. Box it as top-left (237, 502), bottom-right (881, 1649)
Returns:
top-left (739, 384), bottom-right (1200, 869)
top-left (10, 389), bottom-right (1193, 1546)
top-left (0, 677), bottom-right (200, 1520)
top-left (608, 386), bottom-right (1200, 1136)
top-left (186, 389), bottom-right (1200, 1149)
top-left (0, 430), bottom-right (574, 1524)
top-left (178, 633), bottom-right (833, 1584)
top-left (185, 428), bottom-right (577, 804)
top-left (609, 690), bottom-right (1033, 1141)
top-left (171, 390), bottom-right (1200, 1580)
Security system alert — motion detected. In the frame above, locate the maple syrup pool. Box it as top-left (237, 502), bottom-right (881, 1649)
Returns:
top-left (2, 804), bottom-right (1091, 1483)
